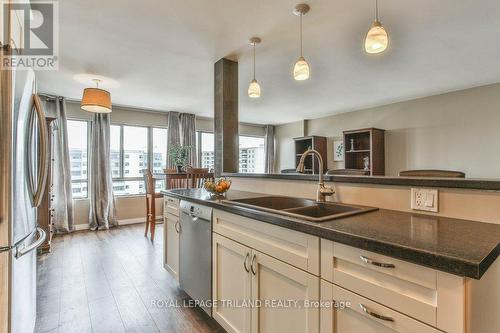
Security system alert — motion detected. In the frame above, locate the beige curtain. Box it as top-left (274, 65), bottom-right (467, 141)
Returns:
top-left (180, 113), bottom-right (197, 167)
top-left (265, 125), bottom-right (275, 173)
top-left (88, 114), bottom-right (117, 230)
top-left (40, 95), bottom-right (74, 232)
top-left (166, 111), bottom-right (180, 168)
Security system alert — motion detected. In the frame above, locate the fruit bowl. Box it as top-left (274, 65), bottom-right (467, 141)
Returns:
top-left (204, 178), bottom-right (231, 197)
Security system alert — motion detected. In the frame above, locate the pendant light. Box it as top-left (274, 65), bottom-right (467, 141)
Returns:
top-left (81, 79), bottom-right (112, 113)
top-left (365, 0), bottom-right (389, 54)
top-left (293, 3), bottom-right (310, 81)
top-left (248, 37), bottom-right (262, 98)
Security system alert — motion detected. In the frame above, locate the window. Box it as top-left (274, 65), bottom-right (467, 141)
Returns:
top-left (152, 128), bottom-right (167, 173)
top-left (123, 126), bottom-right (148, 177)
top-left (67, 120), bottom-right (88, 198)
top-left (110, 124), bottom-right (167, 196)
top-left (239, 135), bottom-right (265, 173)
top-left (196, 132), bottom-right (214, 170)
top-left (110, 125), bottom-right (121, 179)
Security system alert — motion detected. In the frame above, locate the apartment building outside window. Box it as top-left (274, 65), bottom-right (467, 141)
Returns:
top-left (110, 125), bottom-right (167, 196)
top-left (68, 120), bottom-right (168, 198)
top-left (67, 120), bottom-right (89, 198)
top-left (196, 132), bottom-right (265, 173)
top-left (239, 135), bottom-right (265, 173)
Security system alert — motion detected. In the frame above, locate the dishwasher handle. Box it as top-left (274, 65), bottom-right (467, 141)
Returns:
top-left (188, 212), bottom-right (199, 222)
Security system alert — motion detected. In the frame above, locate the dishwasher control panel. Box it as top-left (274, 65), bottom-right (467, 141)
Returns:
top-left (179, 200), bottom-right (213, 221)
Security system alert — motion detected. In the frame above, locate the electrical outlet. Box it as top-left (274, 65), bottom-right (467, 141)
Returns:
top-left (411, 188), bottom-right (438, 212)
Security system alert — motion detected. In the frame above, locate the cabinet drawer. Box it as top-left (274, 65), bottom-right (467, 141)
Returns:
top-left (322, 240), bottom-right (436, 326)
top-left (164, 197), bottom-right (180, 217)
top-left (321, 240), bottom-right (465, 332)
top-left (213, 210), bottom-right (319, 275)
top-left (320, 280), bottom-right (440, 333)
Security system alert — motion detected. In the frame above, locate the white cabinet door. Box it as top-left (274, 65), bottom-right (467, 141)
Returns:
top-left (251, 250), bottom-right (320, 333)
top-left (213, 210), bottom-right (320, 275)
top-left (320, 280), bottom-right (439, 333)
top-left (213, 233), bottom-right (252, 333)
top-left (164, 212), bottom-right (179, 281)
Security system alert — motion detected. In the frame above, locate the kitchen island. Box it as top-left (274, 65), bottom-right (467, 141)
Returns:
top-left (161, 188), bottom-right (500, 333)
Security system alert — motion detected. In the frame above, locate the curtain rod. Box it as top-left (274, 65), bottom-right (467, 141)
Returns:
top-left (37, 93), bottom-right (64, 101)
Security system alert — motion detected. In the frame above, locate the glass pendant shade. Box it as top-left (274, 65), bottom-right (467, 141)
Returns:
top-left (81, 88), bottom-right (112, 113)
top-left (248, 79), bottom-right (261, 98)
top-left (293, 56), bottom-right (310, 81)
top-left (365, 20), bottom-right (388, 54)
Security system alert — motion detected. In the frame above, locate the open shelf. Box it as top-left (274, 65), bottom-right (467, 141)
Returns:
top-left (343, 128), bottom-right (385, 176)
top-left (345, 149), bottom-right (371, 153)
top-left (293, 136), bottom-right (327, 175)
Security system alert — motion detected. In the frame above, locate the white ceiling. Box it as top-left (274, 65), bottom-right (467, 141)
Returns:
top-left (37, 0), bottom-right (500, 124)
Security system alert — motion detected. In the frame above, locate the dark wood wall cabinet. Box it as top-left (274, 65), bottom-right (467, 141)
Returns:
top-left (343, 128), bottom-right (385, 176)
top-left (294, 136), bottom-right (327, 174)
top-left (37, 117), bottom-right (56, 254)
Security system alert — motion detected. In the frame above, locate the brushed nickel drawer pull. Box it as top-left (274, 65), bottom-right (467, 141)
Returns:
top-left (359, 303), bottom-right (394, 322)
top-left (243, 252), bottom-right (250, 272)
top-left (174, 221), bottom-right (180, 233)
top-left (360, 255), bottom-right (395, 268)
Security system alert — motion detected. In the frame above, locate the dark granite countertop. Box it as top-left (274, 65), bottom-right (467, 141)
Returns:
top-left (161, 189), bottom-right (500, 280)
top-left (221, 172), bottom-right (500, 191)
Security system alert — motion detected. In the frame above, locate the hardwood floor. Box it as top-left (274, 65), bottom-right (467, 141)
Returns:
top-left (35, 224), bottom-right (225, 333)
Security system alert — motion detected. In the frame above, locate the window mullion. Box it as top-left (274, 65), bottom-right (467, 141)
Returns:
top-left (148, 126), bottom-right (153, 173)
top-left (120, 125), bottom-right (124, 178)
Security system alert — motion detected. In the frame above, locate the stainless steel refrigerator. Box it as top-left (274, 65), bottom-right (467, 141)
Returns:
top-left (0, 48), bottom-right (48, 332)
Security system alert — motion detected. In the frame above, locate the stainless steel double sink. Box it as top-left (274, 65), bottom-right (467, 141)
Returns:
top-left (223, 196), bottom-right (378, 222)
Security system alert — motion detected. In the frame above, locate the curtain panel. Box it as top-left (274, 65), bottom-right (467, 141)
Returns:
top-left (88, 113), bottom-right (117, 230)
top-left (40, 95), bottom-right (74, 232)
top-left (265, 125), bottom-right (276, 173)
top-left (180, 113), bottom-right (197, 167)
top-left (166, 111), bottom-right (180, 168)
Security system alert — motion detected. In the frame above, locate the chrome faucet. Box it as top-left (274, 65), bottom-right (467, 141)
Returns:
top-left (296, 149), bottom-right (335, 202)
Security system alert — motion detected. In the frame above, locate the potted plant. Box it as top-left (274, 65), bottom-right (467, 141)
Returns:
top-left (169, 144), bottom-right (192, 172)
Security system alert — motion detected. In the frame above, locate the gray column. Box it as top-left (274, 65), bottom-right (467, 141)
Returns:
top-left (214, 58), bottom-right (239, 177)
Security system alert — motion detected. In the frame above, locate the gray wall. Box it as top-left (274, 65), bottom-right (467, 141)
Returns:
top-left (275, 83), bottom-right (500, 178)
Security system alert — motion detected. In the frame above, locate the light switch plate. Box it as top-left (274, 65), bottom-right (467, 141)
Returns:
top-left (411, 188), bottom-right (439, 212)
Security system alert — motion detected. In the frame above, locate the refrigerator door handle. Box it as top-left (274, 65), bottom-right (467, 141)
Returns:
top-left (27, 94), bottom-right (49, 208)
top-left (14, 227), bottom-right (46, 259)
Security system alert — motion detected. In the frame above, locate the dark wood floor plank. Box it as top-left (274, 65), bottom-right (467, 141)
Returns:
top-left (36, 223), bottom-right (225, 333)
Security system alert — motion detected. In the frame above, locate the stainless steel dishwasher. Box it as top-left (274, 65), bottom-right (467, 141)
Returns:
top-left (179, 200), bottom-right (213, 316)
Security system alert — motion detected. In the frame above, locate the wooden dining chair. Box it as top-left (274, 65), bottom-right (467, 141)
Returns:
top-left (164, 169), bottom-right (189, 189)
top-left (143, 169), bottom-right (163, 241)
top-left (186, 168), bottom-right (214, 188)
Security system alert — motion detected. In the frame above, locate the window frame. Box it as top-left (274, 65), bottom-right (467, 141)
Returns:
top-left (196, 130), bottom-right (215, 169)
top-left (110, 123), bottom-right (168, 196)
top-left (195, 131), bottom-right (266, 173)
top-left (238, 134), bottom-right (266, 174)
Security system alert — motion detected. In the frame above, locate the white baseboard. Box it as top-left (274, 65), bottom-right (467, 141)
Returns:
top-left (73, 216), bottom-right (163, 231)
top-left (74, 224), bottom-right (89, 231)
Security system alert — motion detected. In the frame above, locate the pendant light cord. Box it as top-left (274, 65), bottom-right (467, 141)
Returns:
top-left (375, 0), bottom-right (379, 21)
top-left (300, 13), bottom-right (303, 57)
top-left (253, 42), bottom-right (256, 80)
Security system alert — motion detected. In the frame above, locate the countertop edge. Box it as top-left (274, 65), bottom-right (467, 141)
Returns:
top-left (162, 190), bottom-right (498, 279)
top-left (221, 172), bottom-right (500, 191)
